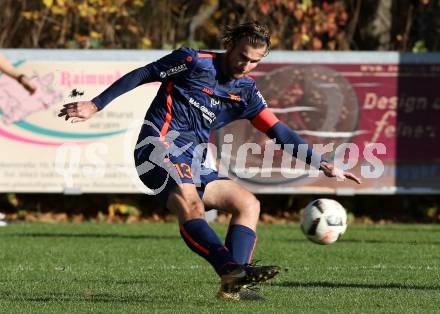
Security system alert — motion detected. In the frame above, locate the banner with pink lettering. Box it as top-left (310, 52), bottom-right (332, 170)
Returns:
top-left (219, 61), bottom-right (440, 194)
top-left (0, 59), bottom-right (159, 193)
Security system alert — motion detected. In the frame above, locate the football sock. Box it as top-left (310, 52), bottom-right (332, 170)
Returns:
top-left (180, 218), bottom-right (240, 276)
top-left (225, 224), bottom-right (257, 264)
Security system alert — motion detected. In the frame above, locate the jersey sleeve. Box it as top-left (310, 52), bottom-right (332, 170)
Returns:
top-left (92, 47), bottom-right (197, 110)
top-left (241, 82), bottom-right (269, 120)
top-left (146, 47), bottom-right (197, 82)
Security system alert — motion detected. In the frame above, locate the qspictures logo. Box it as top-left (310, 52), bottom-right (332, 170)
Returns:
top-left (54, 118), bottom-right (386, 193)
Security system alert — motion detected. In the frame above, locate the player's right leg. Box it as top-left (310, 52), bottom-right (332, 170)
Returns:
top-left (167, 184), bottom-right (281, 299)
top-left (166, 183), bottom-right (252, 299)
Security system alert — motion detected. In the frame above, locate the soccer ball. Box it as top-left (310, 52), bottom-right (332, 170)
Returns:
top-left (300, 199), bottom-right (347, 245)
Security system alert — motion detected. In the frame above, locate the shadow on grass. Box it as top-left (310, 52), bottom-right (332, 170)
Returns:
top-left (1, 233), bottom-right (179, 240)
top-left (342, 239), bottom-right (440, 245)
top-left (273, 281), bottom-right (440, 291)
top-left (0, 278), bottom-right (152, 285)
top-left (0, 291), bottom-right (165, 303)
top-left (278, 238), bottom-right (440, 245)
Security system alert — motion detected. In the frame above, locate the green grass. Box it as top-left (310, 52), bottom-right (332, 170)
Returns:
top-left (0, 222), bottom-right (440, 313)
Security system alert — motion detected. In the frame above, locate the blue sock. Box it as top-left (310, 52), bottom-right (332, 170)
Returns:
top-left (180, 219), bottom-right (240, 276)
top-left (225, 224), bottom-right (257, 264)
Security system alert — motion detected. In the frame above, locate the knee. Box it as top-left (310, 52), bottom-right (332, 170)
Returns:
top-left (185, 199), bottom-right (205, 219)
top-left (237, 195), bottom-right (260, 218)
top-left (168, 192), bottom-right (205, 222)
top-left (249, 197), bottom-right (261, 216)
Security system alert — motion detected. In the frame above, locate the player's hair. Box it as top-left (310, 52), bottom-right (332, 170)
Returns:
top-left (222, 21), bottom-right (271, 55)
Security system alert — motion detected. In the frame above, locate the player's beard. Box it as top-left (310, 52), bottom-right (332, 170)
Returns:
top-left (231, 68), bottom-right (248, 79)
top-left (221, 52), bottom-right (249, 79)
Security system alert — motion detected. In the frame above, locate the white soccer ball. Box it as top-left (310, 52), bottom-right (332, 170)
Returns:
top-left (300, 198), bottom-right (347, 245)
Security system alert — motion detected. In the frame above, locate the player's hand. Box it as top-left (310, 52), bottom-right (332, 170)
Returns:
top-left (58, 101), bottom-right (98, 123)
top-left (18, 75), bottom-right (37, 94)
top-left (319, 161), bottom-right (362, 184)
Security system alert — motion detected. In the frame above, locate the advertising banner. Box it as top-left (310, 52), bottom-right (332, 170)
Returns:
top-left (0, 50), bottom-right (439, 194)
top-left (0, 57), bottom-right (157, 193)
top-left (220, 61), bottom-right (440, 194)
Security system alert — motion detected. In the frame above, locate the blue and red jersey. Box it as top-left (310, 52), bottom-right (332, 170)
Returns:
top-left (93, 48), bottom-right (274, 150)
top-left (92, 47), bottom-right (319, 164)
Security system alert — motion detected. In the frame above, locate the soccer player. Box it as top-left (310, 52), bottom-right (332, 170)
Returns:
top-left (59, 22), bottom-right (361, 300)
top-left (0, 53), bottom-right (36, 94)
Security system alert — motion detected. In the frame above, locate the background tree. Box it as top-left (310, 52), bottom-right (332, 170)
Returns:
top-left (0, 0), bottom-right (438, 51)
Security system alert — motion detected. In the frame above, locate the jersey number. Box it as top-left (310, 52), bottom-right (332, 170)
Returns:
top-left (175, 163), bottom-right (192, 179)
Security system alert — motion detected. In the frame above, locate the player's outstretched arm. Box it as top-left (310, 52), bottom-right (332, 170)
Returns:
top-left (319, 161), bottom-right (362, 184)
top-left (58, 101), bottom-right (98, 123)
top-left (58, 48), bottom-right (196, 123)
top-left (58, 64), bottom-right (154, 123)
top-left (250, 108), bottom-right (361, 184)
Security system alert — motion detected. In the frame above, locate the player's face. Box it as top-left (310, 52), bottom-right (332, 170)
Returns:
top-left (224, 38), bottom-right (267, 79)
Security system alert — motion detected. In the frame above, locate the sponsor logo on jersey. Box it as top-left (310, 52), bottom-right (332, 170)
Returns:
top-left (210, 97), bottom-right (220, 107)
top-left (189, 97), bottom-right (216, 123)
top-left (189, 97), bottom-right (200, 108)
top-left (202, 87), bottom-right (214, 95)
top-left (166, 63), bottom-right (188, 76)
top-left (256, 90), bottom-right (267, 107)
top-left (229, 94), bottom-right (241, 101)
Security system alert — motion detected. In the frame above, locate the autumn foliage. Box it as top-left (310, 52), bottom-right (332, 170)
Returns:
top-left (0, 0), bottom-right (438, 51)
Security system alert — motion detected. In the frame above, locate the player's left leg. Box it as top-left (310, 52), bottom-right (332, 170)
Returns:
top-left (203, 179), bottom-right (280, 298)
top-left (202, 179), bottom-right (260, 264)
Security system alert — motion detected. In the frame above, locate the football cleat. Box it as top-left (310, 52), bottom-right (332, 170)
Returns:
top-left (216, 290), bottom-right (240, 300)
top-left (218, 267), bottom-right (247, 298)
top-left (242, 261), bottom-right (281, 286)
top-left (217, 262), bottom-right (281, 300)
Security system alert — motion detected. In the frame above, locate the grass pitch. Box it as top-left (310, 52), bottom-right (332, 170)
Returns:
top-left (0, 222), bottom-right (439, 313)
